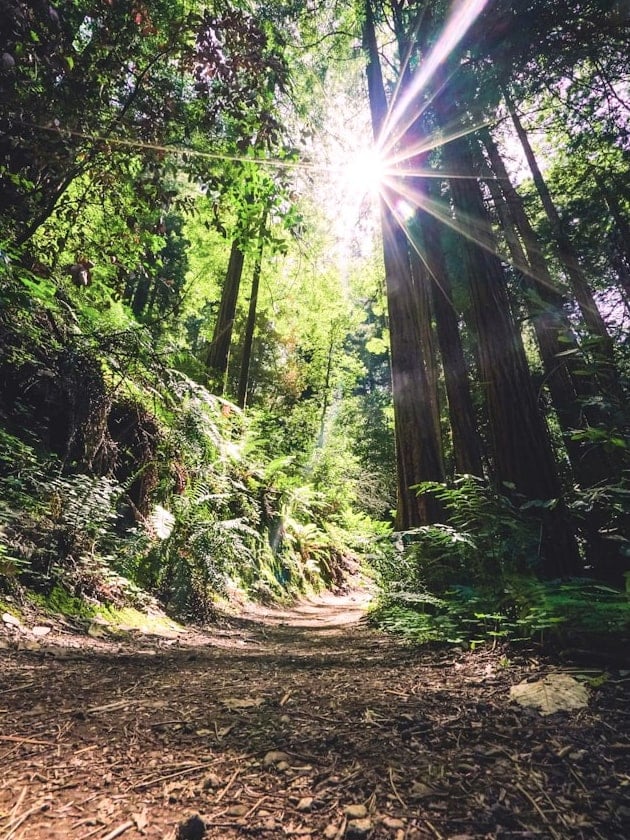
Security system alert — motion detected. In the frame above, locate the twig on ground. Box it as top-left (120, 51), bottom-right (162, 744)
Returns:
top-left (388, 766), bottom-right (407, 809)
top-left (422, 818), bottom-right (444, 839)
top-left (244, 796), bottom-right (268, 818)
top-left (131, 761), bottom-right (218, 791)
top-left (100, 819), bottom-right (135, 840)
top-left (3, 800), bottom-right (49, 840)
top-left (216, 768), bottom-right (240, 803)
top-left (0, 735), bottom-right (54, 746)
top-left (8, 787), bottom-right (26, 820)
top-left (514, 781), bottom-right (560, 840)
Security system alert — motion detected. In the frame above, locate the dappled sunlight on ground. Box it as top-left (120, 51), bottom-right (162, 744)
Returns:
top-left (237, 590), bottom-right (374, 629)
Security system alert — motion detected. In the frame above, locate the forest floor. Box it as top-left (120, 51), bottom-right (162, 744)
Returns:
top-left (0, 591), bottom-right (629, 840)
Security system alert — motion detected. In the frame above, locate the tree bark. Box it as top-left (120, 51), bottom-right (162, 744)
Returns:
top-left (363, 0), bottom-right (444, 528)
top-left (415, 181), bottom-right (485, 478)
top-left (481, 128), bottom-right (620, 489)
top-left (206, 240), bottom-right (245, 391)
top-left (381, 204), bottom-right (446, 527)
top-left (236, 219), bottom-right (266, 409)
top-left (408, 243), bottom-right (444, 466)
top-left (444, 133), bottom-right (580, 576)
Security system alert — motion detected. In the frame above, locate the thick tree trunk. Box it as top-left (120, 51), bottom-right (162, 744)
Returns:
top-left (363, 0), bottom-right (444, 528)
top-left (481, 128), bottom-right (619, 491)
top-left (444, 134), bottom-right (580, 577)
top-left (381, 205), bottom-right (445, 527)
top-left (206, 240), bottom-right (245, 391)
top-left (408, 245), bottom-right (444, 465)
top-left (415, 181), bottom-right (485, 478)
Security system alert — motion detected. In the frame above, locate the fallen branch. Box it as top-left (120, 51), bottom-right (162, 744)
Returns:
top-left (0, 735), bottom-right (55, 746)
top-left (388, 766), bottom-right (407, 809)
top-left (3, 800), bottom-right (50, 839)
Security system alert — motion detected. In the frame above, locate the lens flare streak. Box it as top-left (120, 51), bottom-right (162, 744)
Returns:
top-left (380, 0), bottom-right (489, 154)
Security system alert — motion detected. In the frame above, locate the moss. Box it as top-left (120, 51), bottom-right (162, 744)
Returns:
top-left (0, 599), bottom-right (23, 620)
top-left (29, 586), bottom-right (98, 619)
top-left (25, 588), bottom-right (184, 637)
top-left (96, 605), bottom-right (183, 636)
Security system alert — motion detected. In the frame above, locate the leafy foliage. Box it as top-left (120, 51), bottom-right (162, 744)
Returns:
top-left (371, 477), bottom-right (630, 648)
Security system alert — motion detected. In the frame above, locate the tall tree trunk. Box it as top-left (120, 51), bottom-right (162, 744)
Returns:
top-left (444, 134), bottom-right (580, 576)
top-left (395, 57), bottom-right (444, 474)
top-left (503, 90), bottom-right (618, 374)
top-left (482, 161), bottom-right (611, 482)
top-left (236, 219), bottom-right (266, 409)
top-left (415, 181), bottom-right (485, 478)
top-left (381, 205), bottom-right (446, 527)
top-left (363, 0), bottom-right (444, 528)
top-left (408, 243), bottom-right (444, 466)
top-left (206, 240), bottom-right (245, 391)
top-left (481, 128), bottom-right (620, 490)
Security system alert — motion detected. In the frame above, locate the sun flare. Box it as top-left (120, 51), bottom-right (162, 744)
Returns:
top-left (343, 146), bottom-right (388, 200)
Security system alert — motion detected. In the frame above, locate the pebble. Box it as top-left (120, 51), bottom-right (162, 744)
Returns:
top-left (381, 816), bottom-right (405, 829)
top-left (344, 804), bottom-right (368, 819)
top-left (263, 750), bottom-right (290, 767)
top-left (346, 817), bottom-right (373, 837)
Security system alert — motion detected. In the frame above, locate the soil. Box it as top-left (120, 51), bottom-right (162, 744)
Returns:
top-left (0, 591), bottom-right (629, 840)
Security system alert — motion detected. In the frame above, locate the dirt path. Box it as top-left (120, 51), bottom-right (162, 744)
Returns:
top-left (0, 593), bottom-right (628, 839)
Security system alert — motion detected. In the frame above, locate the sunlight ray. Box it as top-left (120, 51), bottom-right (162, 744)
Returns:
top-left (379, 65), bottom-right (459, 159)
top-left (379, 32), bottom-right (457, 157)
top-left (385, 119), bottom-right (492, 171)
top-left (379, 175), bottom-right (566, 300)
top-left (379, 0), bottom-right (488, 153)
top-left (381, 0), bottom-right (432, 140)
top-left (14, 119), bottom-right (343, 177)
top-left (378, 186), bottom-right (458, 311)
top-left (382, 178), bottom-right (493, 254)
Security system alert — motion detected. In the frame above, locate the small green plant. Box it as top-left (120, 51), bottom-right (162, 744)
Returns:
top-left (371, 576), bottom-right (630, 648)
top-left (0, 542), bottom-right (30, 589)
top-left (371, 476), bottom-right (630, 649)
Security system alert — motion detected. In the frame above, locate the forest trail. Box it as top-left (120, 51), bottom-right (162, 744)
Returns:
top-left (1, 593), bottom-right (628, 840)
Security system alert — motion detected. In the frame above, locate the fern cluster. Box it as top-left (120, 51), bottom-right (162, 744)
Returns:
top-left (371, 477), bottom-right (630, 648)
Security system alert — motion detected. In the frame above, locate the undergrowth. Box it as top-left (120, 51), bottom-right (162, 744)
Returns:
top-left (0, 275), bottom-right (369, 619)
top-left (370, 476), bottom-right (630, 650)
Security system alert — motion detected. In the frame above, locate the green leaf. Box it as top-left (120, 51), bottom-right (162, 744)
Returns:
top-left (365, 336), bottom-right (389, 355)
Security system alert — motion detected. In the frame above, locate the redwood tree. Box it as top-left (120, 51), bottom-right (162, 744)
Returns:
top-left (363, 0), bottom-right (444, 528)
top-left (442, 132), bottom-right (580, 576)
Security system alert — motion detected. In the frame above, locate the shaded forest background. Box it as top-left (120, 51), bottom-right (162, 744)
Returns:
top-left (0, 0), bottom-right (629, 650)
